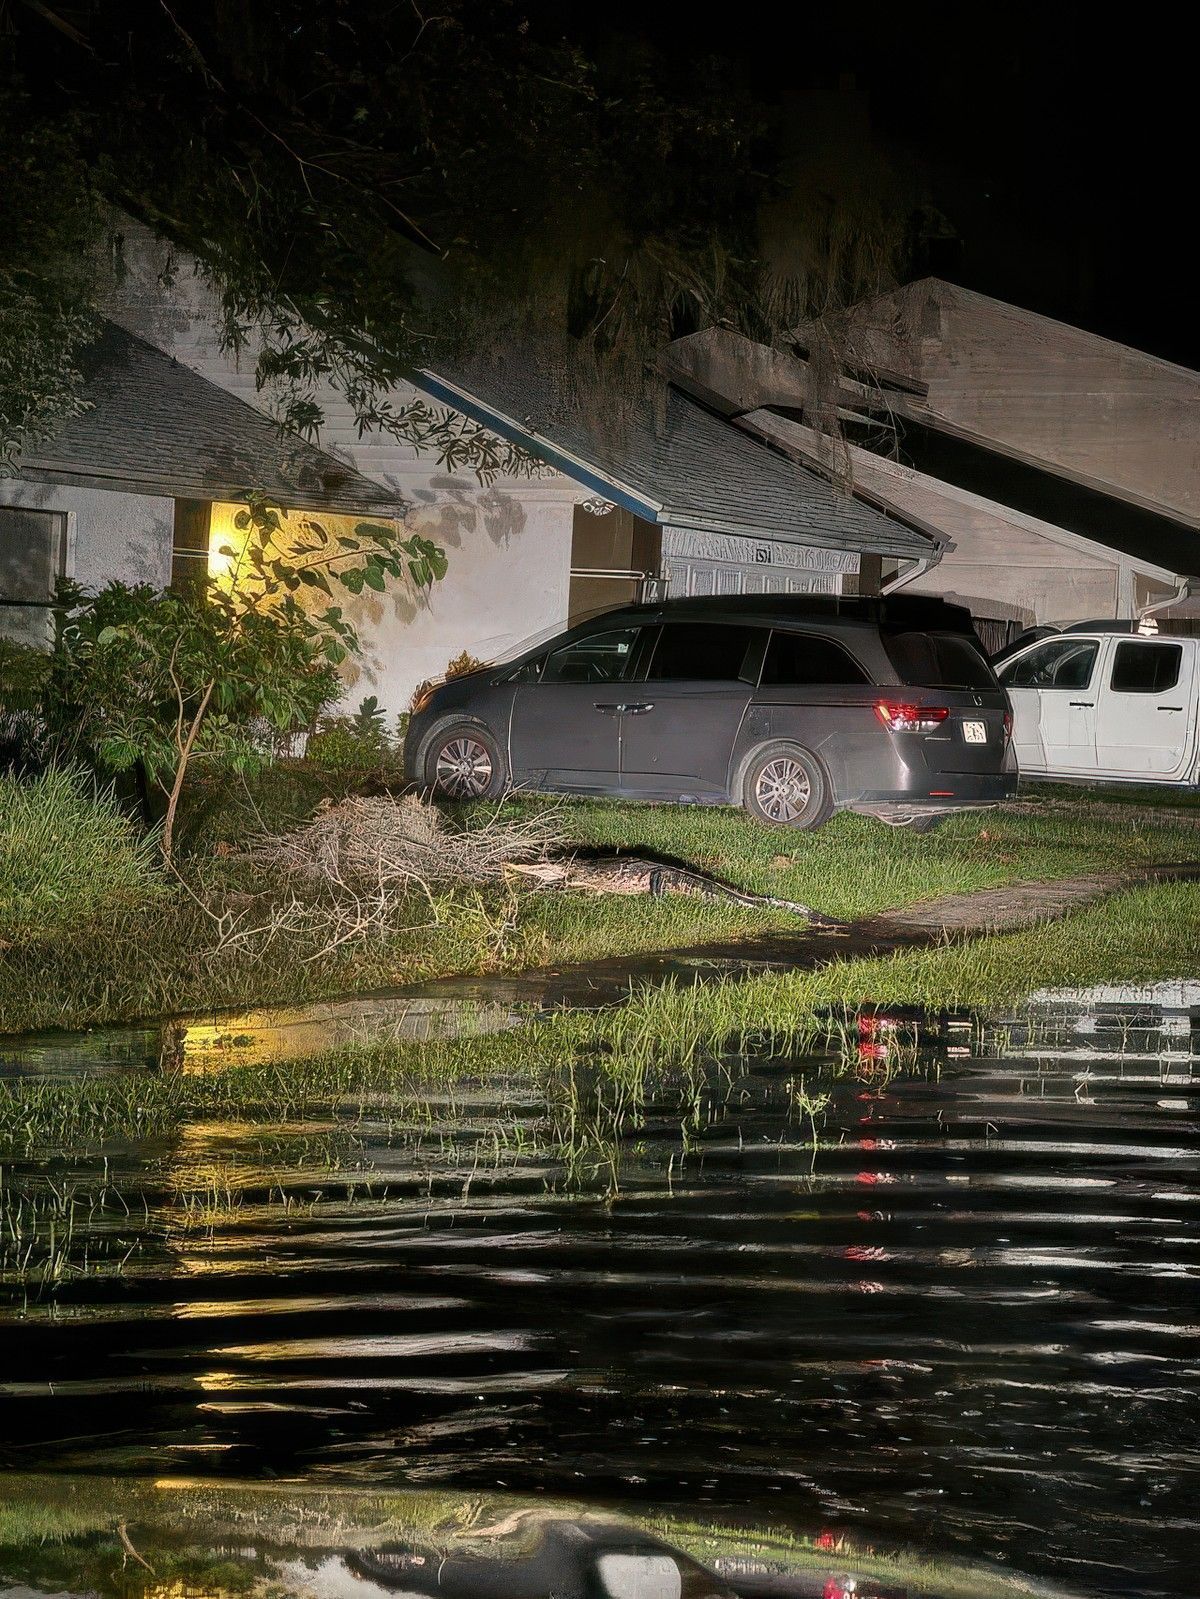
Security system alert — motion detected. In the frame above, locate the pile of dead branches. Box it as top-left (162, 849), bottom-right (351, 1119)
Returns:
top-left (201, 796), bottom-right (563, 963)
top-left (252, 794), bottom-right (559, 889)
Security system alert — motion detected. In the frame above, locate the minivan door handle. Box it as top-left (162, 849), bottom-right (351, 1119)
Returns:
top-left (624, 702), bottom-right (655, 715)
top-left (1068, 700), bottom-right (1094, 708)
top-left (593, 702), bottom-right (625, 715)
top-left (1157, 705), bottom-right (1184, 712)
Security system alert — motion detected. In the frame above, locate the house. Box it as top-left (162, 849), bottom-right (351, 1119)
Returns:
top-left (77, 221), bottom-right (934, 714)
top-left (413, 359), bottom-right (932, 616)
top-left (23, 227), bottom-right (1183, 718)
top-left (0, 319), bottom-right (396, 655)
top-left (656, 284), bottom-right (1200, 646)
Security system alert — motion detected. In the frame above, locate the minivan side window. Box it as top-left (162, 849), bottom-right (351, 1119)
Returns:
top-left (1000, 638), bottom-right (1099, 690)
top-left (761, 630), bottom-right (870, 686)
top-left (645, 623), bottom-right (760, 682)
top-left (540, 628), bottom-right (640, 684)
top-left (1110, 640), bottom-right (1182, 693)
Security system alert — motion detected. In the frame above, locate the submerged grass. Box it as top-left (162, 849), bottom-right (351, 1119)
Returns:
top-left (1, 878), bottom-right (1193, 1302)
top-left (0, 1476), bottom-right (1048, 1599)
top-left (3, 879), bottom-right (1195, 1157)
top-left (606, 877), bottom-right (1200, 1043)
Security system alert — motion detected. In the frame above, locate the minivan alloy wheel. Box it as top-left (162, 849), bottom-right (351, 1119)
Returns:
top-left (741, 741), bottom-right (833, 829)
top-left (754, 756), bottom-right (812, 823)
top-left (434, 736), bottom-right (494, 797)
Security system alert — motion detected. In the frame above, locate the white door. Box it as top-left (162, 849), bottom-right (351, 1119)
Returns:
top-left (997, 636), bottom-right (1103, 774)
top-left (1094, 638), bottom-right (1198, 779)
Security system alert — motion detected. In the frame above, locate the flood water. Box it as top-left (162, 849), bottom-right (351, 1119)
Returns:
top-left (1, 985), bottom-right (1198, 1599)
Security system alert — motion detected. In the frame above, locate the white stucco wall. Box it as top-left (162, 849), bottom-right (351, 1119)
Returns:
top-left (103, 221), bottom-right (579, 715)
top-left (0, 478), bottom-right (173, 592)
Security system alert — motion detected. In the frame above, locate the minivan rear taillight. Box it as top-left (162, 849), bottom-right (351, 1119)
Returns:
top-left (874, 701), bottom-right (950, 733)
top-left (1003, 710), bottom-right (1013, 740)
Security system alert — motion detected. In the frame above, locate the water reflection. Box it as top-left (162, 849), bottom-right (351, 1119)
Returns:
top-left (344, 1521), bottom-right (721, 1598)
top-left (0, 994), bottom-right (521, 1077)
top-left (1, 990), bottom-right (1197, 1598)
top-left (0, 1479), bottom-right (1066, 1599)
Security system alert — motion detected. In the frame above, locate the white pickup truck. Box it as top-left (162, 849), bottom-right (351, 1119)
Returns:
top-left (994, 626), bottom-right (1199, 786)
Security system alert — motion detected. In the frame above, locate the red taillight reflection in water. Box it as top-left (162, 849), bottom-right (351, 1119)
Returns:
top-left (857, 1012), bottom-right (906, 1066)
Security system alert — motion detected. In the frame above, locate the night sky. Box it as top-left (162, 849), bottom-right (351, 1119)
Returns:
top-left (567, 5), bottom-right (1191, 366)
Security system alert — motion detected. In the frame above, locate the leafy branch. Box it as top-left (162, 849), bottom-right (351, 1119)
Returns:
top-left (46, 496), bottom-right (448, 864)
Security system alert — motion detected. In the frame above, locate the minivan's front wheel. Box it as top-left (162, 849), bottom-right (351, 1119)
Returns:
top-left (741, 743), bottom-right (833, 830)
top-left (424, 722), bottom-right (507, 800)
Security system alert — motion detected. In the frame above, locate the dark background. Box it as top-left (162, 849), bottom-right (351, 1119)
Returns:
top-left (566, 3), bottom-right (1190, 364)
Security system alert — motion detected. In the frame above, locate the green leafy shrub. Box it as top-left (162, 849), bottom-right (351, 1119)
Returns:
top-left (0, 767), bottom-right (162, 944)
top-left (308, 694), bottom-right (398, 771)
top-left (0, 640), bottom-right (50, 708)
top-left (0, 500), bottom-right (447, 861)
top-left (45, 578), bottom-right (342, 863)
top-left (0, 639), bottom-right (52, 771)
top-left (14, 498), bottom-right (448, 863)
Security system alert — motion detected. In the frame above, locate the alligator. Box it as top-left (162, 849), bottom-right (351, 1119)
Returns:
top-left (506, 850), bottom-right (839, 925)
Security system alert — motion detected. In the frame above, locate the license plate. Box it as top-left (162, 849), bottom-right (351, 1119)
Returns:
top-left (962, 720), bottom-right (987, 744)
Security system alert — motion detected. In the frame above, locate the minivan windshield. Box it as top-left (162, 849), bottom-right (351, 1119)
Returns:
top-left (883, 630), bottom-right (998, 690)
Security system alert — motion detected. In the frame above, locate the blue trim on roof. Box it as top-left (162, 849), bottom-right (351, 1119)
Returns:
top-left (413, 371), bottom-right (662, 519)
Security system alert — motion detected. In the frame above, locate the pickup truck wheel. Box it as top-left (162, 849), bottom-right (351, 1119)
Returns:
top-left (741, 742), bottom-right (834, 830)
top-left (422, 721), bottom-right (508, 800)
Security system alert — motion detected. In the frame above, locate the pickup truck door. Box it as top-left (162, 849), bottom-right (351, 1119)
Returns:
top-left (1094, 637), bottom-right (1198, 779)
top-left (998, 636), bottom-right (1101, 774)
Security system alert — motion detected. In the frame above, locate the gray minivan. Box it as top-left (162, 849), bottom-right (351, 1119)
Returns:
top-left (405, 595), bottom-right (1017, 829)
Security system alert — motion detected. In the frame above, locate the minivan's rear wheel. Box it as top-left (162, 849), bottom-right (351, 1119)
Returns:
top-left (741, 743), bottom-right (833, 830)
top-left (424, 722), bottom-right (507, 800)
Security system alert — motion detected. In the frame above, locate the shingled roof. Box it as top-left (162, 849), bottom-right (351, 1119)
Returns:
top-left (415, 364), bottom-right (935, 562)
top-left (17, 321), bottom-right (396, 516)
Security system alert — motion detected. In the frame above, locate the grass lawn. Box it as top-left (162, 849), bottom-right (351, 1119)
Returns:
top-left (0, 763), bottom-right (1196, 1034)
top-left (487, 786), bottom-right (1199, 920)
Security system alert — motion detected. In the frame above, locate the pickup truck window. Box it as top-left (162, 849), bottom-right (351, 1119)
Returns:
top-left (1001, 638), bottom-right (1098, 690)
top-left (1110, 641), bottom-right (1183, 694)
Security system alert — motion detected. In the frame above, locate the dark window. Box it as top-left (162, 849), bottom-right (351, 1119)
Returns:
top-left (0, 506), bottom-right (67, 647)
top-left (0, 507), bottom-right (65, 603)
top-left (884, 630), bottom-right (997, 690)
top-left (1110, 640), bottom-right (1182, 694)
top-left (761, 630), bottom-right (870, 686)
top-left (540, 627), bottom-right (640, 685)
top-left (171, 499), bottom-right (212, 597)
top-left (645, 623), bottom-right (759, 682)
top-left (1000, 637), bottom-right (1099, 690)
